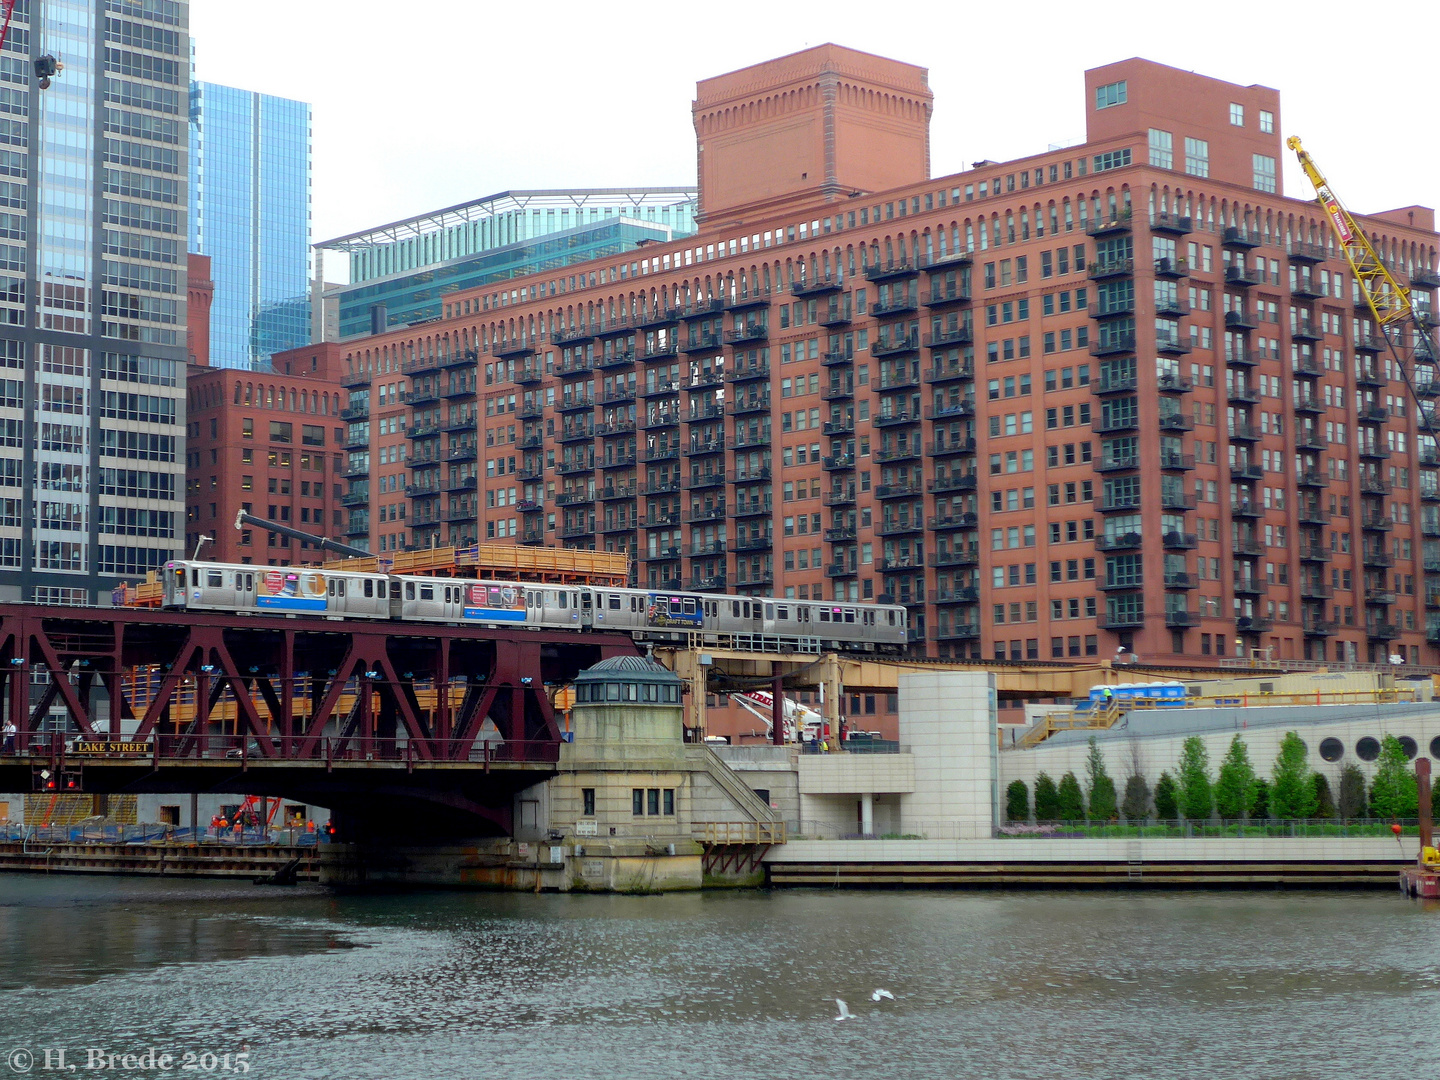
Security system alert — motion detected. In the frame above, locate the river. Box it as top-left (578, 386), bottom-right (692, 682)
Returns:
top-left (0, 875), bottom-right (1435, 1079)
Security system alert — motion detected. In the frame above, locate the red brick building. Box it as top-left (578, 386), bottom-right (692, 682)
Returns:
top-left (315, 47), bottom-right (1440, 668)
top-left (184, 342), bottom-right (350, 565)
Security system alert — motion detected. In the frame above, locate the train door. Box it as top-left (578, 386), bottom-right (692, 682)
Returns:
top-left (236, 570), bottom-right (255, 610)
top-left (579, 590), bottom-right (594, 628)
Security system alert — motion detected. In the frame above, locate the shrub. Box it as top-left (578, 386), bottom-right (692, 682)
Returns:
top-left (1006, 779), bottom-right (1030, 823)
top-left (1085, 736), bottom-right (1117, 821)
top-left (1153, 771), bottom-right (1179, 820)
top-left (1034, 772), bottom-right (1060, 822)
top-left (1249, 777), bottom-right (1271, 820)
top-left (1369, 735), bottom-right (1418, 819)
top-left (1121, 772), bottom-right (1152, 822)
top-left (1176, 736), bottom-right (1213, 821)
top-left (1337, 764), bottom-right (1368, 819)
top-left (1213, 735), bottom-right (1257, 819)
top-left (1270, 731), bottom-right (1319, 819)
top-left (1056, 771), bottom-right (1085, 822)
top-left (1312, 773), bottom-right (1335, 819)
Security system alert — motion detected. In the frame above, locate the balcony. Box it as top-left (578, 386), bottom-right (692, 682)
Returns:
top-left (442, 413), bottom-right (475, 433)
top-left (1290, 277), bottom-right (1324, 300)
top-left (927, 473), bottom-right (977, 494)
top-left (600, 454), bottom-right (637, 470)
top-left (1231, 499), bottom-right (1262, 519)
top-left (1165, 610), bottom-right (1198, 628)
top-left (1358, 404), bottom-right (1390, 425)
top-left (879, 554), bottom-right (924, 573)
top-left (642, 446), bottom-right (681, 464)
top-left (875, 409), bottom-right (921, 427)
top-left (596, 350), bottom-right (636, 370)
top-left (493, 339), bottom-right (534, 359)
top-left (792, 274), bottom-right (843, 297)
top-left (405, 484), bottom-right (440, 500)
top-left (556, 397), bottom-right (594, 415)
top-left (821, 382), bottom-right (854, 402)
top-left (1358, 443), bottom-right (1391, 461)
top-left (822, 454), bottom-right (855, 471)
top-left (1099, 611), bottom-right (1146, 630)
top-left (1225, 266), bottom-right (1266, 288)
top-left (1154, 256), bottom-right (1189, 279)
top-left (682, 333), bottom-right (724, 354)
top-left (1223, 227), bottom-right (1262, 249)
top-left (1225, 310), bottom-right (1258, 331)
top-left (1155, 333), bottom-right (1193, 356)
top-left (872, 332), bottom-right (921, 358)
top-left (1094, 413), bottom-right (1139, 434)
top-left (925, 327), bottom-right (974, 349)
top-left (726, 324), bottom-right (769, 344)
top-left (923, 401), bottom-right (974, 422)
top-left (734, 534), bottom-right (773, 552)
top-left (1087, 211), bottom-right (1132, 237)
top-left (1164, 572), bottom-right (1197, 590)
top-left (727, 363), bottom-right (770, 383)
top-left (864, 260), bottom-right (920, 282)
top-left (558, 426), bottom-right (594, 444)
top-left (1361, 513), bottom-right (1394, 532)
top-left (1090, 299), bottom-right (1136, 319)
top-left (1288, 241), bottom-right (1328, 263)
top-left (929, 512), bottom-right (978, 531)
top-left (822, 417), bottom-right (856, 437)
top-left (685, 471), bottom-right (727, 490)
top-left (1157, 413), bottom-right (1193, 433)
top-left (1235, 616), bottom-right (1272, 635)
top-left (1362, 549), bottom-right (1393, 568)
top-left (823, 489), bottom-right (856, 507)
top-left (819, 305), bottom-right (852, 327)
top-left (1367, 622), bottom-right (1401, 641)
top-left (1300, 583), bottom-right (1332, 603)
top-left (824, 526), bottom-right (857, 543)
top-left (339, 490), bottom-right (369, 508)
top-left (875, 482), bottom-right (922, 499)
top-left (1090, 333), bottom-right (1137, 357)
top-left (926, 361), bottom-right (974, 384)
top-left (1088, 257), bottom-right (1134, 280)
top-left (1228, 422), bottom-right (1259, 442)
top-left (1355, 334), bottom-right (1386, 354)
top-left (936, 622), bottom-right (982, 642)
top-left (732, 498), bottom-right (773, 518)
top-left (928, 437), bottom-right (977, 457)
top-left (1099, 494), bottom-right (1143, 513)
top-left (445, 475), bottom-right (479, 494)
top-left (1155, 295), bottom-right (1191, 318)
top-left (641, 511), bottom-right (679, 528)
top-left (688, 438), bottom-right (726, 456)
top-left (1413, 269), bottom-right (1440, 289)
top-left (683, 505), bottom-right (727, 524)
top-left (930, 548), bottom-right (980, 570)
top-left (1160, 490), bottom-right (1196, 510)
top-left (871, 294), bottom-right (919, 318)
top-left (1365, 589), bottom-right (1397, 606)
top-left (341, 370), bottom-right (372, 389)
top-left (594, 420), bottom-right (637, 439)
top-left (877, 517), bottom-right (923, 536)
top-left (1302, 618), bottom-right (1338, 637)
top-left (1229, 461), bottom-right (1264, 481)
top-left (1232, 537), bottom-right (1265, 557)
top-left (825, 563), bottom-right (858, 578)
top-left (342, 462), bottom-right (370, 480)
top-left (407, 424), bottom-right (441, 441)
top-left (926, 285), bottom-right (972, 309)
top-left (1100, 575), bottom-right (1144, 593)
top-left (1162, 530), bottom-right (1198, 550)
top-left (1096, 531), bottom-right (1143, 551)
top-left (1150, 212), bottom-right (1193, 236)
top-left (1094, 372), bottom-right (1137, 395)
top-left (556, 459), bottom-right (593, 476)
top-left (935, 586), bottom-right (980, 604)
top-left (641, 342), bottom-right (680, 361)
top-left (1299, 544), bottom-right (1331, 563)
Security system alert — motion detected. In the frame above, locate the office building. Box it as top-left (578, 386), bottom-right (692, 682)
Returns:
top-left (315, 189), bottom-right (697, 342)
top-left (0, 0), bottom-right (190, 605)
top-left (316, 46), bottom-right (1440, 666)
top-left (188, 80), bottom-right (311, 369)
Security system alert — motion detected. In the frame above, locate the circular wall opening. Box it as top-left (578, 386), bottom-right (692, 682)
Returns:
top-left (1430, 735), bottom-right (1440, 760)
top-left (1319, 737), bottom-right (1344, 763)
top-left (1397, 736), bottom-right (1417, 760)
top-left (1356, 736), bottom-right (1381, 762)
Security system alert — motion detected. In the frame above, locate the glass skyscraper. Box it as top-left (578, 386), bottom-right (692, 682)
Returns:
top-left (188, 81), bottom-right (310, 369)
top-left (0, 0), bottom-right (190, 605)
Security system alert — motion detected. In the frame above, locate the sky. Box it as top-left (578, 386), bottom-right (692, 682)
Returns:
top-left (191, 0), bottom-right (1440, 282)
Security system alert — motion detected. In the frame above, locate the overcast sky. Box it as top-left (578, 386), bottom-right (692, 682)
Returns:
top-left (192, 1), bottom-right (1440, 282)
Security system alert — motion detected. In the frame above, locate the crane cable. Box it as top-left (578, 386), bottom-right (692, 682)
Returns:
top-left (1288, 137), bottom-right (1440, 455)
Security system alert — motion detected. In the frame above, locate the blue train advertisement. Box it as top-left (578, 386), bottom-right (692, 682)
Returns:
top-left (463, 583), bottom-right (527, 622)
top-left (646, 593), bottom-right (704, 629)
top-left (255, 570), bottom-right (327, 612)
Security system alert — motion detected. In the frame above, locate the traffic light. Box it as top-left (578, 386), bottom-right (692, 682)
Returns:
top-left (61, 766), bottom-right (81, 792)
top-left (31, 765), bottom-right (54, 792)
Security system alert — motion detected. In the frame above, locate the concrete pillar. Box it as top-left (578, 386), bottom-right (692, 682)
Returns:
top-left (820, 653), bottom-right (844, 752)
top-left (770, 675), bottom-right (785, 746)
top-left (860, 792), bottom-right (874, 837)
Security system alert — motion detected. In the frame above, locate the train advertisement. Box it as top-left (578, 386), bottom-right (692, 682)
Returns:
top-left (462, 583), bottom-right (526, 622)
top-left (646, 594), bottom-right (704, 629)
top-left (256, 570), bottom-right (327, 612)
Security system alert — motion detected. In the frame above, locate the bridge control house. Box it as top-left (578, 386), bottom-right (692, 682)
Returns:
top-left (317, 44), bottom-right (1440, 670)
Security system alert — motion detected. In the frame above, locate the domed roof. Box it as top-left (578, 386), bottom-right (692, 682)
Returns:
top-left (576, 654), bottom-right (679, 681)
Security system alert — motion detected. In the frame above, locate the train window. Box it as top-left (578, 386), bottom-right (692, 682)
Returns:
top-left (558, 592), bottom-right (567, 608)
top-left (609, 594), bottom-right (621, 610)
top-left (631, 596), bottom-right (640, 612)
top-left (364, 579), bottom-right (373, 598)
top-left (844, 610), bottom-right (855, 623)
top-left (819, 608), bottom-right (830, 622)
top-left (887, 611), bottom-right (895, 625)
top-left (683, 598), bottom-right (696, 614)
top-left (327, 579), bottom-right (335, 596)
top-left (732, 600), bottom-right (741, 617)
top-left (776, 605), bottom-right (788, 620)
top-left (191, 568), bottom-right (199, 587)
top-left (404, 582), bottom-right (414, 600)
top-left (206, 571), bottom-right (222, 588)
top-left (378, 581), bottom-right (387, 598)
top-left (420, 583), bottom-right (434, 601)
top-left (765, 604), bottom-right (775, 620)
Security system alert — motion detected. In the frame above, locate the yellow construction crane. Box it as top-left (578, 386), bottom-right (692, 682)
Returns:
top-left (1288, 136), bottom-right (1437, 434)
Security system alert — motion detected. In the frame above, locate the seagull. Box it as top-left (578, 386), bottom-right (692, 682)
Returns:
top-left (871, 989), bottom-right (895, 1002)
top-left (834, 998), bottom-right (855, 1021)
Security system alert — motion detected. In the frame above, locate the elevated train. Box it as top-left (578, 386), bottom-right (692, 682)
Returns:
top-left (159, 560), bottom-right (909, 654)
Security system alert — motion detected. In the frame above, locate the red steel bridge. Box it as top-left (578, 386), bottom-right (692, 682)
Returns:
top-left (0, 603), bottom-right (639, 835)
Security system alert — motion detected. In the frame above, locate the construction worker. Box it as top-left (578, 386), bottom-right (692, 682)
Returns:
top-left (1101, 686), bottom-right (1114, 707)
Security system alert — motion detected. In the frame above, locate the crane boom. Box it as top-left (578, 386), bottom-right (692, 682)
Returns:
top-left (1287, 136), bottom-right (1414, 330)
top-left (1287, 136), bottom-right (1438, 448)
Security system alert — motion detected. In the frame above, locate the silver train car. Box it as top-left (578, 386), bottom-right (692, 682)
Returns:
top-left (160, 560), bottom-right (908, 653)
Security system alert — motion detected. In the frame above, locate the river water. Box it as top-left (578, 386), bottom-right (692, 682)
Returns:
top-left (0, 875), bottom-right (1435, 1079)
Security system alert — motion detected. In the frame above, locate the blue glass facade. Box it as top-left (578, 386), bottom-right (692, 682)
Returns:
top-left (334, 218), bottom-right (675, 339)
top-left (189, 82), bottom-right (310, 369)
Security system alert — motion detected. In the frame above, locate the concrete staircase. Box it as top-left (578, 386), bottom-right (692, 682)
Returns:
top-left (694, 745), bottom-right (782, 824)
